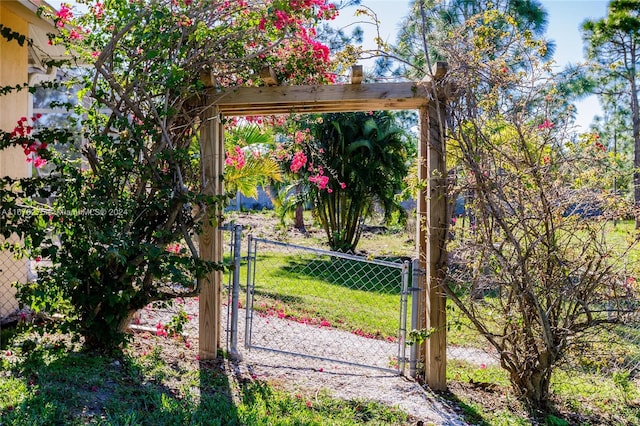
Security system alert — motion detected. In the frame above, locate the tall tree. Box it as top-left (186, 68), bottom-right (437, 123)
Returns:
top-left (583, 0), bottom-right (640, 228)
top-left (373, 0), bottom-right (551, 80)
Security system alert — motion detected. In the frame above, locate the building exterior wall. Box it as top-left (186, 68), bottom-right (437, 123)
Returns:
top-left (0, 4), bottom-right (30, 320)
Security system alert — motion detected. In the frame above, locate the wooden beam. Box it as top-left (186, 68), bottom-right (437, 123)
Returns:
top-left (350, 65), bottom-right (363, 85)
top-left (260, 66), bottom-right (278, 87)
top-left (198, 104), bottom-right (224, 360)
top-left (211, 81), bottom-right (432, 116)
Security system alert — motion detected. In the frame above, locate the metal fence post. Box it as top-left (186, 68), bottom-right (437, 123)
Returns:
top-left (228, 224), bottom-right (243, 360)
top-left (244, 234), bottom-right (255, 349)
top-left (409, 258), bottom-right (421, 378)
top-left (398, 260), bottom-right (410, 375)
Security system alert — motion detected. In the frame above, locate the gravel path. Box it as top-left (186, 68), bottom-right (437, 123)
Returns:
top-left (134, 298), bottom-right (488, 425)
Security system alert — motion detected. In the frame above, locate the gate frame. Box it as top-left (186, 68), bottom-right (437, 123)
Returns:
top-left (197, 63), bottom-right (449, 390)
top-left (244, 235), bottom-right (411, 374)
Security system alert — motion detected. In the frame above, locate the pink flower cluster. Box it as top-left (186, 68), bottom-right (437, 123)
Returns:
top-left (537, 119), bottom-right (554, 130)
top-left (11, 116), bottom-right (35, 138)
top-left (12, 116), bottom-right (48, 169)
top-left (166, 243), bottom-right (181, 254)
top-left (289, 0), bottom-right (338, 20)
top-left (294, 128), bottom-right (310, 144)
top-left (273, 9), bottom-right (296, 30)
top-left (156, 322), bottom-right (168, 337)
top-left (69, 30), bottom-right (83, 40)
top-left (55, 3), bottom-right (73, 28)
top-left (91, 2), bottom-right (104, 19)
top-left (309, 173), bottom-right (329, 190)
top-left (225, 146), bottom-right (246, 170)
top-left (290, 151), bottom-right (307, 173)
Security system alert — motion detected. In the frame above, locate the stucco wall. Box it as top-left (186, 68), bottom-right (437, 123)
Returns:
top-left (0, 4), bottom-right (29, 320)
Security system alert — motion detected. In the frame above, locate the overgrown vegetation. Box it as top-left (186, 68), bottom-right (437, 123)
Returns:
top-left (0, 0), bottom-right (338, 351)
top-left (441, 10), bottom-right (638, 413)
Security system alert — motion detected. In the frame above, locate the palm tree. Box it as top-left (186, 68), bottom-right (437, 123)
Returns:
top-left (301, 111), bottom-right (411, 252)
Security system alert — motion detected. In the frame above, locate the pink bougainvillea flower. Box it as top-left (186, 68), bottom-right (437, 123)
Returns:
top-left (290, 151), bottom-right (307, 173)
top-left (225, 146), bottom-right (246, 170)
top-left (56, 3), bottom-right (73, 27)
top-left (309, 174), bottom-right (329, 190)
top-left (33, 157), bottom-right (47, 169)
top-left (166, 242), bottom-right (181, 254)
top-left (69, 30), bottom-right (83, 40)
top-left (91, 2), bottom-right (104, 19)
top-left (537, 119), bottom-right (554, 130)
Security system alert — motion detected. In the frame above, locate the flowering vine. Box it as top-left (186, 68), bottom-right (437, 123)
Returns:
top-left (0, 0), bottom-right (343, 351)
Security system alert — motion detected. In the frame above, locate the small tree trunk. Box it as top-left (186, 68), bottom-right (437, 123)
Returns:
top-left (510, 363), bottom-right (553, 415)
top-left (119, 309), bottom-right (138, 333)
top-left (294, 186), bottom-right (307, 234)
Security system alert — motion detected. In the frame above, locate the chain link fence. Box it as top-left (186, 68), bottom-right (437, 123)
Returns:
top-left (244, 235), bottom-right (410, 373)
top-left (0, 244), bottom-right (29, 324)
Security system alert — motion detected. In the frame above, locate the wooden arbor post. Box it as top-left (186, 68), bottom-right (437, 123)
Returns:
top-left (416, 70), bottom-right (448, 390)
top-left (198, 66), bottom-right (450, 381)
top-left (198, 77), bottom-right (225, 359)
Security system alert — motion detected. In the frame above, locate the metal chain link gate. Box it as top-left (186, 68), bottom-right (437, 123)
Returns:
top-left (242, 234), bottom-right (412, 373)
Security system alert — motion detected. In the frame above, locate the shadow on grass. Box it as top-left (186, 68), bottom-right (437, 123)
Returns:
top-left (2, 334), bottom-right (414, 425)
top-left (0, 342), bottom-right (244, 425)
top-left (250, 289), bottom-right (306, 306)
top-left (438, 388), bottom-right (492, 426)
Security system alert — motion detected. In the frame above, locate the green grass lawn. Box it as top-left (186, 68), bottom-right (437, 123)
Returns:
top-left (4, 214), bottom-right (638, 425)
top-left (0, 330), bottom-right (412, 425)
top-left (244, 250), bottom-right (407, 341)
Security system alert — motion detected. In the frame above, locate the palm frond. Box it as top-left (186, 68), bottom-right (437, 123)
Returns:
top-left (224, 155), bottom-right (282, 198)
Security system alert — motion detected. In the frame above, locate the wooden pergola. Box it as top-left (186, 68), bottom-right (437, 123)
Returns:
top-left (197, 64), bottom-right (449, 390)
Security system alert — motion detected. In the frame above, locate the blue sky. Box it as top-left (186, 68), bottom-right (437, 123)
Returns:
top-left (334, 0), bottom-right (610, 130)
